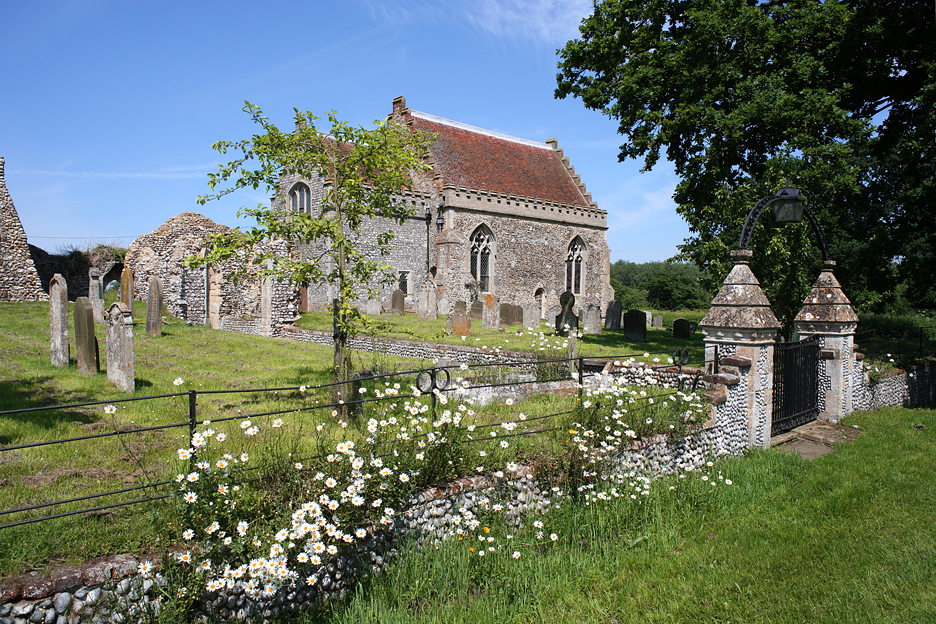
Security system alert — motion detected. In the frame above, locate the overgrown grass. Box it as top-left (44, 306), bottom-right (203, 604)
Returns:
top-left (307, 406), bottom-right (936, 623)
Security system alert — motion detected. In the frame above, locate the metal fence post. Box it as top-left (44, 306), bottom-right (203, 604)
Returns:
top-left (188, 390), bottom-right (197, 471)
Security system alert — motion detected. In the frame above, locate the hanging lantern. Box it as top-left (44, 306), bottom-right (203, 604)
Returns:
top-left (772, 185), bottom-right (805, 225)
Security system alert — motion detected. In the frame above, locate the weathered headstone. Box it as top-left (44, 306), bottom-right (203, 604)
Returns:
top-left (416, 280), bottom-right (437, 319)
top-left (652, 315), bottom-right (664, 328)
top-left (500, 302), bottom-right (514, 326)
top-left (454, 300), bottom-right (467, 315)
top-left (688, 321), bottom-right (698, 337)
top-left (146, 276), bottom-right (163, 336)
top-left (118, 267), bottom-right (134, 318)
top-left (453, 310), bottom-right (471, 336)
top-left (583, 304), bottom-right (602, 335)
top-left (482, 293), bottom-right (499, 329)
top-left (643, 310), bottom-right (653, 327)
top-left (672, 317), bottom-right (691, 340)
top-left (512, 304), bottom-right (524, 327)
top-left (604, 301), bottom-right (622, 330)
top-left (547, 305), bottom-right (561, 327)
top-left (521, 302), bottom-right (538, 330)
top-left (365, 300), bottom-right (381, 316)
top-left (106, 302), bottom-right (134, 393)
top-left (74, 297), bottom-right (99, 375)
top-left (623, 309), bottom-right (647, 342)
top-left (555, 292), bottom-right (578, 336)
top-left (469, 300), bottom-right (483, 320)
top-left (88, 267), bottom-right (105, 323)
top-left (390, 289), bottom-right (405, 316)
top-left (49, 274), bottom-right (69, 367)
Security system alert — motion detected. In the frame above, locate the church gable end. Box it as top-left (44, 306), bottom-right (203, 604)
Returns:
top-left (0, 157), bottom-right (46, 302)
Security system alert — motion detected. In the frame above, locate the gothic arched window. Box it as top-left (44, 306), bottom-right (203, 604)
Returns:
top-left (290, 183), bottom-right (311, 215)
top-left (566, 237), bottom-right (585, 295)
top-left (470, 226), bottom-right (494, 292)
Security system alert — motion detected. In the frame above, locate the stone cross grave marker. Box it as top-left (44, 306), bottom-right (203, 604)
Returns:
top-left (49, 274), bottom-right (69, 367)
top-left (652, 315), bottom-right (664, 328)
top-left (146, 276), bottom-right (164, 336)
top-left (499, 302), bottom-right (513, 326)
top-left (88, 267), bottom-right (105, 323)
top-left (482, 293), bottom-right (499, 329)
top-left (604, 301), bottom-right (622, 330)
top-left (74, 297), bottom-right (99, 375)
top-left (583, 303), bottom-right (602, 335)
top-left (469, 300), bottom-right (483, 320)
top-left (106, 302), bottom-right (135, 393)
top-left (454, 300), bottom-right (467, 315)
top-left (555, 292), bottom-right (578, 336)
top-left (390, 289), bottom-right (405, 316)
top-left (623, 309), bottom-right (647, 342)
top-left (672, 317), bottom-right (691, 340)
top-left (118, 266), bottom-right (134, 318)
top-left (416, 280), bottom-right (437, 319)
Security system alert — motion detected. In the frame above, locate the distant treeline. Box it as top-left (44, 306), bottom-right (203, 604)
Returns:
top-left (610, 260), bottom-right (712, 311)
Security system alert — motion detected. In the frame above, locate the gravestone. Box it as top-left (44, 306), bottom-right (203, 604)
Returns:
top-left (365, 300), bottom-right (381, 316)
top-left (453, 310), bottom-right (471, 336)
top-left (482, 293), bottom-right (499, 329)
top-left (49, 274), bottom-right (69, 367)
top-left (652, 315), bottom-right (664, 328)
top-left (437, 296), bottom-right (451, 316)
top-left (106, 302), bottom-right (135, 393)
top-left (454, 300), bottom-right (467, 315)
top-left (688, 321), bottom-right (698, 337)
top-left (88, 267), bottom-right (105, 323)
top-left (118, 266), bottom-right (134, 318)
top-left (643, 310), bottom-right (653, 327)
top-left (416, 280), bottom-right (437, 319)
top-left (604, 301), bottom-right (622, 330)
top-left (582, 304), bottom-right (602, 335)
top-left (672, 317), bottom-right (691, 340)
top-left (555, 292), bottom-right (578, 336)
top-left (469, 300), bottom-right (483, 320)
top-left (146, 276), bottom-right (164, 336)
top-left (521, 302), bottom-right (538, 330)
top-left (390, 289), bottom-right (405, 316)
top-left (623, 309), bottom-right (647, 342)
top-left (74, 297), bottom-right (99, 375)
top-left (512, 304), bottom-right (524, 327)
top-left (500, 302), bottom-right (514, 326)
top-left (547, 305), bottom-right (561, 327)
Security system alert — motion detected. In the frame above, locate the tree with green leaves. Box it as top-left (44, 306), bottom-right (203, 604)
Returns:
top-left (192, 102), bottom-right (433, 406)
top-left (557, 0), bottom-right (935, 333)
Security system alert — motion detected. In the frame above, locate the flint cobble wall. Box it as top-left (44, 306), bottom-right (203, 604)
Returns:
top-left (0, 157), bottom-right (46, 302)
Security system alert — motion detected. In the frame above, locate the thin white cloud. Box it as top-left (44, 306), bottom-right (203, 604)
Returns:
top-left (10, 169), bottom-right (207, 180)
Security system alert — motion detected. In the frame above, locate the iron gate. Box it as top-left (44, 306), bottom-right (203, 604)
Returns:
top-left (772, 335), bottom-right (820, 436)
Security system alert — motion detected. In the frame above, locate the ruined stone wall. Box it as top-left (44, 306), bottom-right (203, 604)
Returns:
top-left (0, 157), bottom-right (46, 302)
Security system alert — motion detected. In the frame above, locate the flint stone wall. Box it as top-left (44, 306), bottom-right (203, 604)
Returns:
top-left (0, 157), bottom-right (46, 302)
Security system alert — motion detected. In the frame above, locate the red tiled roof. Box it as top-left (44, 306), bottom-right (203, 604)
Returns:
top-left (409, 112), bottom-right (588, 207)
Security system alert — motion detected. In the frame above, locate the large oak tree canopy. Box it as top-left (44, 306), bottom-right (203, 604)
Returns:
top-left (557, 0), bottom-right (935, 324)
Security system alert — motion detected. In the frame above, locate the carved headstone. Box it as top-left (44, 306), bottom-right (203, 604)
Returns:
top-left (583, 304), bottom-right (602, 335)
top-left (643, 310), bottom-right (653, 327)
top-left (604, 301), bottom-right (622, 330)
top-left (146, 276), bottom-right (163, 336)
top-left (454, 300), bottom-right (467, 315)
top-left (547, 305), bottom-right (561, 327)
top-left (365, 300), bottom-right (381, 316)
top-left (652, 315), bottom-right (664, 328)
top-left (118, 267), bottom-right (134, 318)
top-left (416, 280), bottom-right (437, 319)
top-left (555, 292), bottom-right (578, 336)
top-left (390, 289), bottom-right (405, 316)
top-left (106, 302), bottom-right (135, 393)
top-left (88, 267), bottom-right (105, 323)
top-left (453, 310), bottom-right (471, 336)
top-left (482, 293), bottom-right (499, 329)
top-left (49, 274), bottom-right (69, 367)
top-left (469, 300), bottom-right (483, 320)
top-left (74, 297), bottom-right (99, 375)
top-left (688, 321), bottom-right (698, 337)
top-left (623, 309), bottom-right (647, 342)
top-left (521, 302), bottom-right (538, 330)
top-left (500, 302), bottom-right (514, 326)
top-left (672, 317), bottom-right (691, 340)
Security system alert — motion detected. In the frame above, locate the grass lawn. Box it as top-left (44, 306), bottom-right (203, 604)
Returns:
top-left (314, 406), bottom-right (936, 624)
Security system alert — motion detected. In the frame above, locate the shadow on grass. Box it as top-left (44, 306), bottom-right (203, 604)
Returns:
top-left (0, 378), bottom-right (98, 443)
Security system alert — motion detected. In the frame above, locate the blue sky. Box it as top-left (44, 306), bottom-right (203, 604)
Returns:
top-left (1, 0), bottom-right (690, 263)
